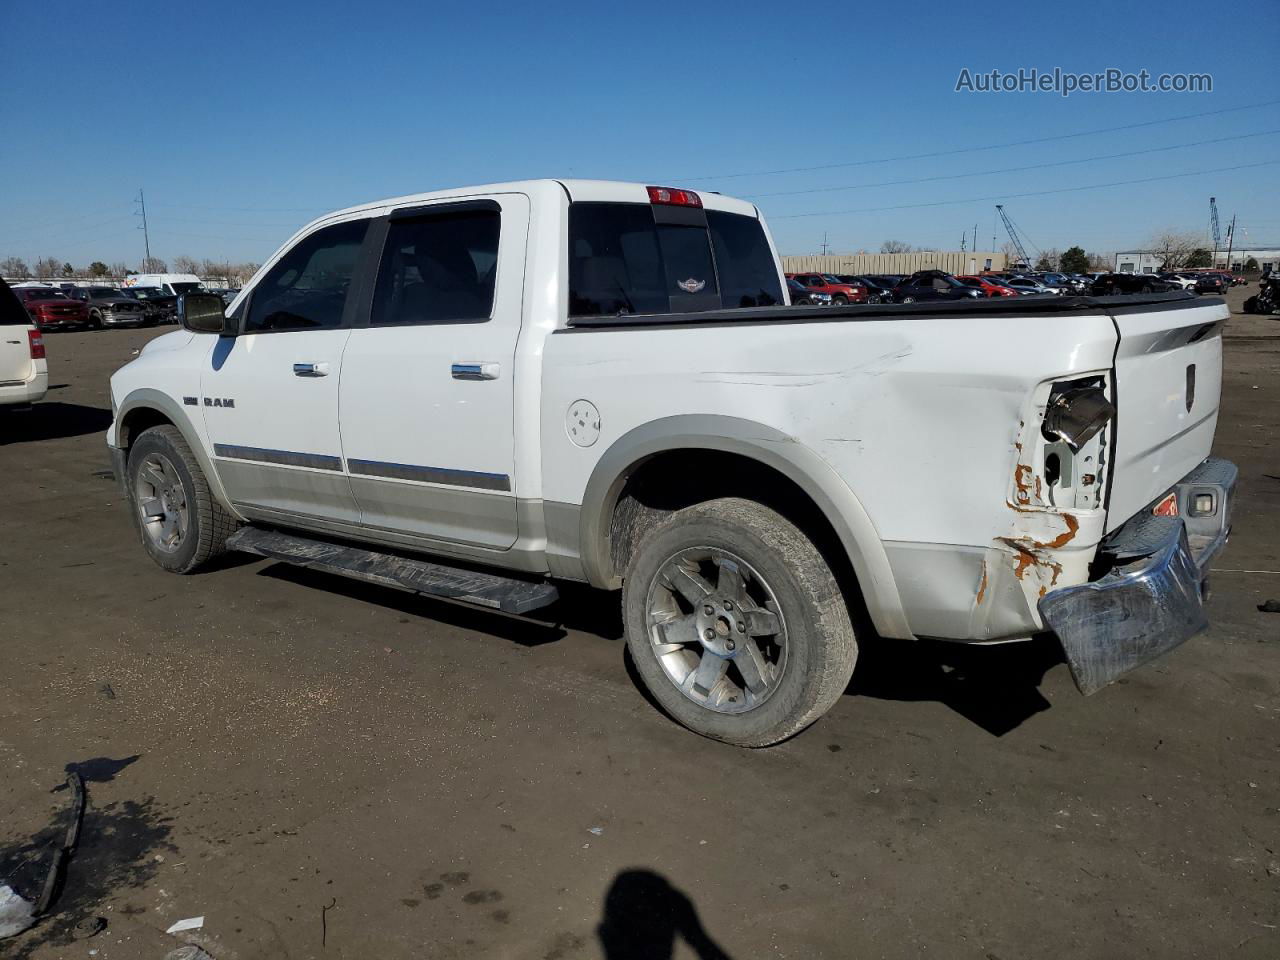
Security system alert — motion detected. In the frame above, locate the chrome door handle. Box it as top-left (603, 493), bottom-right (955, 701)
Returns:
top-left (293, 362), bottom-right (329, 377)
top-left (451, 362), bottom-right (500, 381)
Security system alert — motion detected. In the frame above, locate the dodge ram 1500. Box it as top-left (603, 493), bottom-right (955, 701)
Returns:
top-left (107, 180), bottom-right (1235, 746)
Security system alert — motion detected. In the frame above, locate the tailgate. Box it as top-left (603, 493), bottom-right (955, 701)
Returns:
top-left (0, 328), bottom-right (32, 384)
top-left (1106, 297), bottom-right (1228, 532)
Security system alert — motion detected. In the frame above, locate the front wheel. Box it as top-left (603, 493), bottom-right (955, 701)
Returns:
top-left (831, 294), bottom-right (848, 305)
top-left (622, 498), bottom-right (857, 747)
top-left (126, 425), bottom-right (238, 573)
top-left (900, 295), bottom-right (916, 304)
top-left (88, 310), bottom-right (103, 330)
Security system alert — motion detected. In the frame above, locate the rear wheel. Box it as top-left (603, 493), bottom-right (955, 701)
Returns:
top-left (126, 425), bottom-right (237, 573)
top-left (622, 497), bottom-right (857, 747)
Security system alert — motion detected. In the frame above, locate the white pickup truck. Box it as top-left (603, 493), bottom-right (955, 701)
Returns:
top-left (107, 180), bottom-right (1236, 746)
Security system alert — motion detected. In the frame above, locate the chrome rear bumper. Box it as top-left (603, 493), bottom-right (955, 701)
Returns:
top-left (1038, 456), bottom-right (1237, 695)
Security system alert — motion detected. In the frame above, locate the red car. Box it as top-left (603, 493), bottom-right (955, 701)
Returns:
top-left (785, 273), bottom-right (867, 304)
top-left (13, 287), bottom-right (90, 330)
top-left (957, 275), bottom-right (1017, 297)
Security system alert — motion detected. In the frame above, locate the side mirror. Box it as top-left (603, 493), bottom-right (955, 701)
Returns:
top-left (178, 292), bottom-right (237, 335)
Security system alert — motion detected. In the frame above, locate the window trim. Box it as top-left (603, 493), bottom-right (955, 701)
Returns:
top-left (354, 199), bottom-right (504, 330)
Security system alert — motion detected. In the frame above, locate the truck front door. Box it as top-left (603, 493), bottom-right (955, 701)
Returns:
top-left (200, 217), bottom-right (371, 525)
top-left (338, 196), bottom-right (527, 549)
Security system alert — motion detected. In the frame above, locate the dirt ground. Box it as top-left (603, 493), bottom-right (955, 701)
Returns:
top-left (2, 289), bottom-right (1277, 960)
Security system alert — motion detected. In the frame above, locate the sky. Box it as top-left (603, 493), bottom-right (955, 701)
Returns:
top-left (2, 0), bottom-right (1278, 268)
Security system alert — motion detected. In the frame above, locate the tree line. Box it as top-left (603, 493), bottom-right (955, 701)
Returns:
top-left (0, 255), bottom-right (261, 286)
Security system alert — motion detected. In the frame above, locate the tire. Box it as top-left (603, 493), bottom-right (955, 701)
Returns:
top-left (88, 310), bottom-right (103, 330)
top-left (126, 425), bottom-right (237, 573)
top-left (900, 296), bottom-right (916, 304)
top-left (832, 295), bottom-right (848, 305)
top-left (622, 497), bottom-right (857, 747)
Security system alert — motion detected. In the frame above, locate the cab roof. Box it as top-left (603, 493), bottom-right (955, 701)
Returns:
top-left (307, 179), bottom-right (759, 231)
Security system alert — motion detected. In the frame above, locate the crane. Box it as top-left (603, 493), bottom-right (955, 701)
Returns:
top-left (996, 205), bottom-right (1032, 270)
top-left (1209, 197), bottom-right (1221, 266)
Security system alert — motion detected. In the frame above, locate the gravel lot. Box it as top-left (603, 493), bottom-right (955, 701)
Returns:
top-left (2, 290), bottom-right (1277, 960)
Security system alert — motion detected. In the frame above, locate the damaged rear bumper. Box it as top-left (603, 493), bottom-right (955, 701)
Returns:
top-left (1037, 456), bottom-right (1237, 695)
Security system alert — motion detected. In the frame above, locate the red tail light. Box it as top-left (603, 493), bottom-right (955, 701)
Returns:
top-left (28, 329), bottom-right (46, 360)
top-left (646, 185), bottom-right (702, 207)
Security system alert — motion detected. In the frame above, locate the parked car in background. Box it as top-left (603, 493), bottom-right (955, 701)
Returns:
top-left (220, 288), bottom-right (241, 306)
top-left (1037, 272), bottom-right (1087, 294)
top-left (1090, 273), bottom-right (1176, 295)
top-left (1193, 274), bottom-right (1227, 295)
top-left (833, 275), bottom-right (892, 304)
top-left (122, 273), bottom-right (205, 297)
top-left (12, 287), bottom-right (90, 330)
top-left (1004, 276), bottom-right (1058, 296)
top-left (787, 278), bottom-right (833, 305)
top-left (1158, 273), bottom-right (1198, 291)
top-left (1, 279), bottom-right (48, 410)
top-left (132, 287), bottom-right (181, 323)
top-left (957, 275), bottom-right (1017, 297)
top-left (121, 288), bottom-right (175, 324)
top-left (892, 270), bottom-right (985, 303)
top-left (785, 273), bottom-right (867, 304)
top-left (66, 286), bottom-right (154, 328)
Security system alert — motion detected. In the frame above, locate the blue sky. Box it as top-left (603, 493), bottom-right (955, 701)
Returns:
top-left (2, 0), bottom-right (1277, 267)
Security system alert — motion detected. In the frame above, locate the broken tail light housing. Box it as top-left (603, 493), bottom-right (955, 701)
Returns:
top-left (28, 329), bottom-right (45, 360)
top-left (646, 186), bottom-right (702, 207)
top-left (1041, 385), bottom-right (1115, 450)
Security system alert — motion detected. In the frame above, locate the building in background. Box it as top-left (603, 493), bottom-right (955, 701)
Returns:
top-left (1114, 247), bottom-right (1280, 274)
top-left (781, 251), bottom-right (1007, 276)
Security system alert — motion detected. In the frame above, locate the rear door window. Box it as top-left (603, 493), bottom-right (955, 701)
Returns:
top-left (372, 209), bottom-right (500, 325)
top-left (568, 203), bottom-right (781, 317)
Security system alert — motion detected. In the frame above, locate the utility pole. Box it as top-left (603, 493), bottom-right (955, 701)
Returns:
top-left (819, 232), bottom-right (830, 256)
top-left (1209, 197), bottom-right (1221, 269)
top-left (960, 231), bottom-right (966, 252)
top-left (972, 224), bottom-right (979, 253)
top-left (1224, 214), bottom-right (1236, 270)
top-left (135, 188), bottom-right (152, 267)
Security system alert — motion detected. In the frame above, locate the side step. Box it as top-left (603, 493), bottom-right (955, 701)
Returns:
top-left (226, 527), bottom-right (559, 615)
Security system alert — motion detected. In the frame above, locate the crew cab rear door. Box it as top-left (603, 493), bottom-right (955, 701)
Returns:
top-left (337, 195), bottom-right (528, 549)
top-left (1105, 297), bottom-right (1227, 531)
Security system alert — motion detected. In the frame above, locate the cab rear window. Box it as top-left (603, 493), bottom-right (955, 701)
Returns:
top-left (568, 203), bottom-right (782, 317)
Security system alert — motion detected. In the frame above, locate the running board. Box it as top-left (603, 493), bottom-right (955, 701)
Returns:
top-left (226, 527), bottom-right (559, 615)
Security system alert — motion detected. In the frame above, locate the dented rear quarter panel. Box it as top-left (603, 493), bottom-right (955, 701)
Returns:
top-left (541, 309), bottom-right (1120, 639)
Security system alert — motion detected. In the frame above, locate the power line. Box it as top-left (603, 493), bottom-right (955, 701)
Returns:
top-left (680, 97), bottom-right (1280, 182)
top-left (747, 130), bottom-right (1280, 200)
top-left (768, 159), bottom-right (1280, 220)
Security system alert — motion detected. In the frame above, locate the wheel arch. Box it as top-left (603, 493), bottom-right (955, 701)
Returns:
top-left (113, 388), bottom-right (239, 518)
top-left (578, 415), bottom-right (913, 639)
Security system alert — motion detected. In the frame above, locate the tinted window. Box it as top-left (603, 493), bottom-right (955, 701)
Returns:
top-left (246, 219), bottom-right (369, 332)
top-left (88, 288), bottom-right (118, 298)
top-left (372, 209), bottom-right (500, 325)
top-left (1, 280), bottom-right (31, 325)
top-left (568, 204), bottom-right (780, 316)
top-left (169, 282), bottom-right (202, 295)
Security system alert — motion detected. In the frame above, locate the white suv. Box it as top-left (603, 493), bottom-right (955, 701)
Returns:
top-left (1, 280), bottom-right (48, 410)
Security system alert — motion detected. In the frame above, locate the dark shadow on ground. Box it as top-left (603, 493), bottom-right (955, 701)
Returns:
top-left (0, 766), bottom-right (175, 960)
top-left (597, 869), bottom-right (734, 960)
top-left (848, 633), bottom-right (1065, 736)
top-left (258, 565), bottom-right (623, 647)
top-left (0, 402), bottom-right (112, 445)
